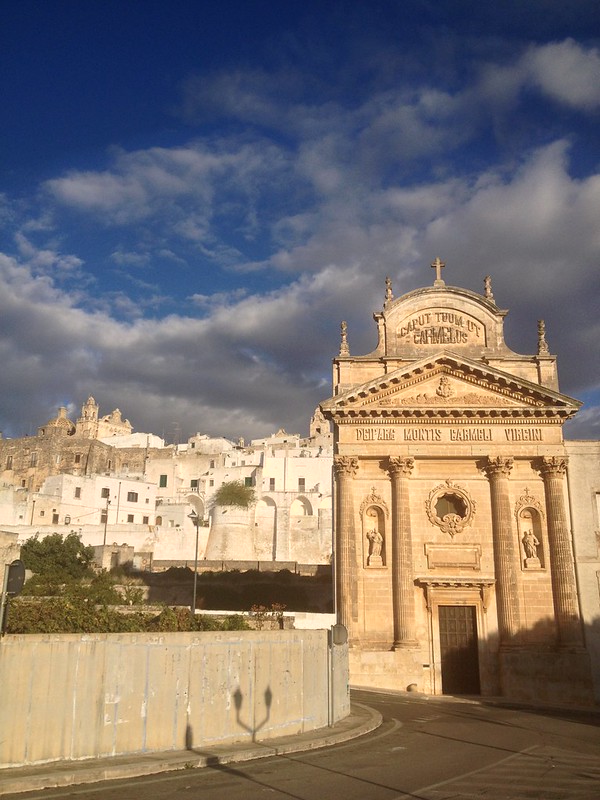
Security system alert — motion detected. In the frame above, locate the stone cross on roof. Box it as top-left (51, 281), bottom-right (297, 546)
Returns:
top-left (431, 256), bottom-right (446, 286)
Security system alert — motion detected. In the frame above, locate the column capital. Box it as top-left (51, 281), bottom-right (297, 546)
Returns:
top-left (333, 455), bottom-right (359, 478)
top-left (387, 456), bottom-right (414, 477)
top-left (484, 456), bottom-right (514, 479)
top-left (540, 455), bottom-right (568, 477)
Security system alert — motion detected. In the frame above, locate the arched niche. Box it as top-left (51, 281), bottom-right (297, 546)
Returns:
top-left (517, 507), bottom-right (545, 569)
top-left (514, 489), bottom-right (545, 570)
top-left (363, 504), bottom-right (386, 567)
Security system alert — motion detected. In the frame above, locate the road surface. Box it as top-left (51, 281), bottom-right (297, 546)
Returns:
top-left (6, 689), bottom-right (600, 799)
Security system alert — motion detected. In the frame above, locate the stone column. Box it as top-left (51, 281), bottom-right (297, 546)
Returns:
top-left (388, 456), bottom-right (417, 648)
top-left (333, 455), bottom-right (358, 632)
top-left (540, 456), bottom-right (584, 648)
top-left (484, 456), bottom-right (520, 643)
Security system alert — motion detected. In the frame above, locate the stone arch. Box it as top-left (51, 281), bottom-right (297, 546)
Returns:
top-left (290, 496), bottom-right (313, 516)
top-left (255, 497), bottom-right (277, 560)
top-left (185, 494), bottom-right (205, 519)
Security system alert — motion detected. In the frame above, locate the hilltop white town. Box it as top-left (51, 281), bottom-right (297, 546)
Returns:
top-left (0, 398), bottom-right (334, 572)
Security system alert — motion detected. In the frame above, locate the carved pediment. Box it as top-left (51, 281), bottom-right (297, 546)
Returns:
top-left (374, 372), bottom-right (522, 409)
top-left (321, 352), bottom-right (581, 421)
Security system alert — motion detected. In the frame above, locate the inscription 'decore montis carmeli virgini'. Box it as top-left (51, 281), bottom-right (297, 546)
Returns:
top-left (355, 427), bottom-right (543, 442)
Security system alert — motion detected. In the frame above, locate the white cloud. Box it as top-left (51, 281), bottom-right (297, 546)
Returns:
top-left (420, 140), bottom-right (600, 296)
top-left (110, 249), bottom-right (150, 267)
top-left (525, 38), bottom-right (600, 110)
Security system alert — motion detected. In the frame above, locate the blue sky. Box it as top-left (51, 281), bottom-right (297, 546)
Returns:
top-left (1, 0), bottom-right (599, 442)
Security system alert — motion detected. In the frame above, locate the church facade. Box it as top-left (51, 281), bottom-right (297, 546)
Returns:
top-left (321, 260), bottom-right (596, 705)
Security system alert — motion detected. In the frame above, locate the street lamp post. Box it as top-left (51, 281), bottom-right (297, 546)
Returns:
top-left (188, 510), bottom-right (200, 620)
top-left (103, 498), bottom-right (111, 546)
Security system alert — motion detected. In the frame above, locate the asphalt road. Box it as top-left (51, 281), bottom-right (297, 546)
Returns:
top-left (7, 689), bottom-right (600, 800)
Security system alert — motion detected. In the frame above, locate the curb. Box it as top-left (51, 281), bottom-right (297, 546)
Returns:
top-left (0, 703), bottom-right (382, 795)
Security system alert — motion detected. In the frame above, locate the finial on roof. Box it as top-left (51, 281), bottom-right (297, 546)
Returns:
top-left (339, 320), bottom-right (350, 356)
top-left (484, 275), bottom-right (494, 302)
top-left (537, 319), bottom-right (550, 355)
top-left (384, 276), bottom-right (393, 306)
top-left (431, 256), bottom-right (445, 286)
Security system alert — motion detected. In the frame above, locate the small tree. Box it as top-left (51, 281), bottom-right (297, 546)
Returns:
top-left (20, 532), bottom-right (94, 583)
top-left (214, 480), bottom-right (256, 508)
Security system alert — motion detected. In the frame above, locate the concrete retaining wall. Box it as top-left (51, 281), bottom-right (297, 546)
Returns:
top-left (0, 629), bottom-right (349, 769)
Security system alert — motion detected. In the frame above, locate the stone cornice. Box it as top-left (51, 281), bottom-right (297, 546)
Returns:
top-left (330, 409), bottom-right (573, 422)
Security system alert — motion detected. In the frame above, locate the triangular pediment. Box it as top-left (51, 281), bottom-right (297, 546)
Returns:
top-left (321, 351), bottom-right (581, 421)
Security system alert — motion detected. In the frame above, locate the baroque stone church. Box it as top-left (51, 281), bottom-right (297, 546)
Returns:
top-left (321, 259), bottom-right (596, 705)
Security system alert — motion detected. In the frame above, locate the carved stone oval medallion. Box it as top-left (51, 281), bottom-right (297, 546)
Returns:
top-left (426, 479), bottom-right (476, 538)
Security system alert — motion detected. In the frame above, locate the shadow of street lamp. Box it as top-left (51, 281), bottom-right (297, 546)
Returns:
top-left (233, 685), bottom-right (273, 741)
top-left (188, 509), bottom-right (201, 620)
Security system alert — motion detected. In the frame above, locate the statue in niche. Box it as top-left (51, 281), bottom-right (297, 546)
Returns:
top-left (365, 505), bottom-right (384, 566)
top-left (366, 528), bottom-right (384, 566)
top-left (367, 528), bottom-right (383, 561)
top-left (522, 529), bottom-right (541, 566)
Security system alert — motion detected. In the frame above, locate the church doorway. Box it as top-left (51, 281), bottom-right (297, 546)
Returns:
top-left (438, 605), bottom-right (481, 695)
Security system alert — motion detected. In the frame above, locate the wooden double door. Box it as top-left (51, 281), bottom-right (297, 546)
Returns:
top-left (438, 605), bottom-right (481, 695)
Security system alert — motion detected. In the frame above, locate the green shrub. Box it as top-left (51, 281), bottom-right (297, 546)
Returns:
top-left (214, 481), bottom-right (256, 508)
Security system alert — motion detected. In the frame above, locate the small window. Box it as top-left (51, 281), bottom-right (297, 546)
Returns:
top-left (52, 513), bottom-right (59, 524)
top-left (30, 452), bottom-right (38, 467)
top-left (209, 479), bottom-right (214, 487)
top-left (298, 478), bottom-right (306, 492)
top-left (122, 462), bottom-right (129, 472)
top-left (244, 477), bottom-right (253, 487)
top-left (155, 515), bottom-right (163, 526)
top-left (127, 491), bottom-right (138, 502)
top-left (74, 487), bottom-right (82, 499)
top-left (40, 510), bottom-right (45, 517)
top-left (100, 511), bottom-right (108, 524)
top-left (435, 493), bottom-right (467, 520)
top-left (210, 460), bottom-right (215, 469)
top-left (6, 455), bottom-right (13, 469)
top-left (142, 515), bottom-right (149, 525)
top-left (101, 487), bottom-right (109, 498)
top-left (159, 474), bottom-right (168, 488)
top-left (21, 479), bottom-right (26, 487)
top-left (191, 479), bottom-right (198, 489)
top-left (107, 460), bottom-right (112, 470)
top-left (74, 453), bottom-right (81, 464)
top-left (269, 478), bottom-right (275, 491)
top-left (127, 514), bottom-right (134, 523)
